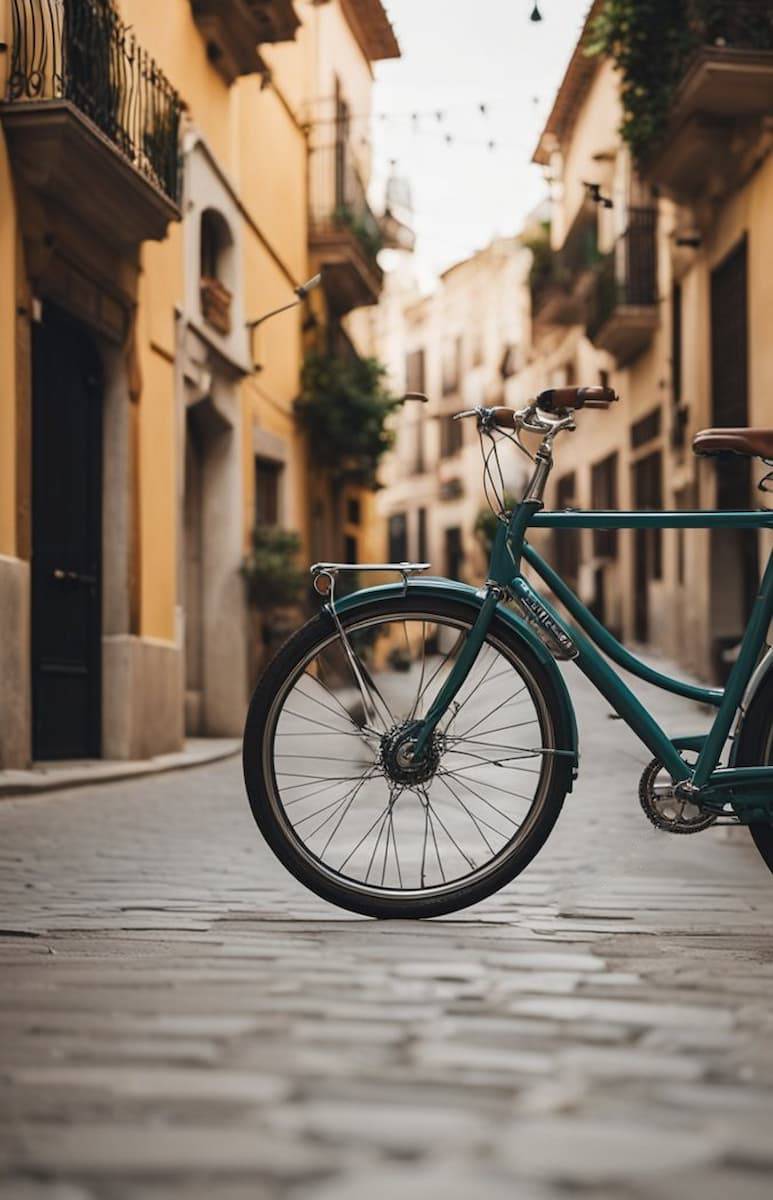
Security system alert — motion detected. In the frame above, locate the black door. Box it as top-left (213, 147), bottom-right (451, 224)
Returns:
top-left (32, 305), bottom-right (103, 759)
top-left (710, 237), bottom-right (758, 680)
top-left (632, 450), bottom-right (663, 643)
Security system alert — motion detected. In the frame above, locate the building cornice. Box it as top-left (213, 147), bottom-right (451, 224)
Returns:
top-left (339, 0), bottom-right (400, 63)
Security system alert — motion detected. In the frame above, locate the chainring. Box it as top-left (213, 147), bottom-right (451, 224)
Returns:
top-left (638, 757), bottom-right (717, 834)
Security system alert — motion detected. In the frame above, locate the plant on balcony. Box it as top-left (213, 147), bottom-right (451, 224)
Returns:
top-left (588, 1), bottom-right (773, 164)
top-left (241, 525), bottom-right (304, 611)
top-left (523, 220), bottom-right (569, 309)
top-left (296, 352), bottom-right (400, 486)
top-left (333, 205), bottom-right (384, 261)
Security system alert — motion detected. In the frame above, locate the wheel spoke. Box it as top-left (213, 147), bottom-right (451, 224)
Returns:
top-left (437, 772), bottom-right (509, 844)
top-left (453, 686), bottom-right (529, 739)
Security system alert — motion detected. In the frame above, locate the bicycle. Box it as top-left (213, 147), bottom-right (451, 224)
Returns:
top-left (243, 363), bottom-right (773, 917)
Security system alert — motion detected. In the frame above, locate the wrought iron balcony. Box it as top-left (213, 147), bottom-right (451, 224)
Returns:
top-left (1, 0), bottom-right (181, 244)
top-left (308, 141), bottom-right (384, 315)
top-left (645, 0), bottom-right (773, 202)
top-left (586, 208), bottom-right (658, 365)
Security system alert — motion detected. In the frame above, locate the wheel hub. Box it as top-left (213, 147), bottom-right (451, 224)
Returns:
top-left (379, 721), bottom-right (443, 786)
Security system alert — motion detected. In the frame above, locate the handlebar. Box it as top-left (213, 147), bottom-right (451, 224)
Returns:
top-left (454, 385), bottom-right (618, 434)
top-left (535, 385), bottom-right (618, 412)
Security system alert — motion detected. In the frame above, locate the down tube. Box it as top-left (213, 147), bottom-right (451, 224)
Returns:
top-left (512, 570), bottom-right (690, 781)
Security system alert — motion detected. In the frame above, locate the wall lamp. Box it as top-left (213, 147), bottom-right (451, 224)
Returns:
top-left (246, 274), bottom-right (322, 370)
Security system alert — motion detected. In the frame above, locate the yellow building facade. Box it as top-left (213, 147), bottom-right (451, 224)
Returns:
top-left (0, 0), bottom-right (398, 768)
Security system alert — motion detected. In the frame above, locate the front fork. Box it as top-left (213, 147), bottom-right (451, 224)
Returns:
top-left (412, 517), bottom-right (531, 758)
top-left (412, 587), bottom-right (501, 758)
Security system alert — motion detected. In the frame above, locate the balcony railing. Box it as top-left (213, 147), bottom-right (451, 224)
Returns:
top-left (530, 200), bottom-right (599, 326)
top-left (586, 207), bottom-right (658, 363)
top-left (308, 141), bottom-right (384, 312)
top-left (5, 0), bottom-right (181, 205)
top-left (309, 141), bottom-right (383, 261)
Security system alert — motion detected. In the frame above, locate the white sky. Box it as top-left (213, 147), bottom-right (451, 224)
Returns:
top-left (371, 0), bottom-right (591, 279)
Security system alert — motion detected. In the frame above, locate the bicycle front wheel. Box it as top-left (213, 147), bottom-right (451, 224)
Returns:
top-left (243, 594), bottom-right (571, 918)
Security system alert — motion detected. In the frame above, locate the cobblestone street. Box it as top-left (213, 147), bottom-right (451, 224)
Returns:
top-left (2, 659), bottom-right (773, 1199)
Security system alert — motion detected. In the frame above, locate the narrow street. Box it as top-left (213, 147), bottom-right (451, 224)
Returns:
top-left (2, 659), bottom-right (773, 1199)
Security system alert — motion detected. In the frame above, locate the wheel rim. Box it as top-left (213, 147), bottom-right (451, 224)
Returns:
top-left (260, 610), bottom-right (556, 901)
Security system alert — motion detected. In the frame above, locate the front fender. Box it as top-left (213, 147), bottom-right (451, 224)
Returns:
top-left (333, 577), bottom-right (579, 789)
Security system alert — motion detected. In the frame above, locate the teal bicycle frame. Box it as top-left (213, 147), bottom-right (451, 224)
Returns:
top-left (413, 501), bottom-right (773, 819)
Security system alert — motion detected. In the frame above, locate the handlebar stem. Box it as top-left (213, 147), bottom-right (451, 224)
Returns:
top-left (522, 441), bottom-right (555, 506)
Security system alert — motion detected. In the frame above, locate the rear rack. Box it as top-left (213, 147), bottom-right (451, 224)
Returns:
top-left (311, 561), bottom-right (431, 597)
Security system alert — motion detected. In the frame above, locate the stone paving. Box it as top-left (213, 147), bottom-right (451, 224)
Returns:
top-left (1, 655), bottom-right (773, 1198)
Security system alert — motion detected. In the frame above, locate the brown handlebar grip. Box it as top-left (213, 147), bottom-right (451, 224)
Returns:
top-left (536, 386), bottom-right (618, 412)
top-left (489, 407), bottom-right (517, 429)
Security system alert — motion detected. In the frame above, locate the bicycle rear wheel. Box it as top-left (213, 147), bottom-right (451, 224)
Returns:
top-left (243, 594), bottom-right (572, 918)
top-left (736, 667), bottom-right (773, 871)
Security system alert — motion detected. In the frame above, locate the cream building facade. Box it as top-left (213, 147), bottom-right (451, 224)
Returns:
top-left (375, 238), bottom-right (532, 581)
top-left (514, 2), bottom-right (773, 683)
top-left (0, 0), bottom-right (398, 768)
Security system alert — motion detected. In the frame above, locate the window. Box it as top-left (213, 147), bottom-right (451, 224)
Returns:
top-left (598, 368), bottom-right (610, 390)
top-left (405, 348), bottom-right (425, 395)
top-left (417, 508), bottom-right (428, 562)
top-left (388, 513), bottom-right (408, 562)
top-left (445, 527), bottom-right (464, 581)
top-left (255, 458), bottom-right (282, 526)
top-left (200, 209), bottom-right (231, 281)
top-left (344, 534), bottom-right (358, 563)
top-left (401, 413), bottom-right (425, 475)
top-left (439, 414), bottom-right (463, 458)
top-left (632, 450), bottom-right (663, 580)
top-left (200, 208), bottom-right (233, 335)
top-left (631, 408), bottom-right (661, 449)
top-left (591, 453), bottom-right (618, 558)
top-left (442, 336), bottom-right (462, 395)
top-left (671, 282), bottom-right (682, 406)
top-left (500, 344), bottom-right (518, 379)
top-left (346, 497), bottom-right (361, 525)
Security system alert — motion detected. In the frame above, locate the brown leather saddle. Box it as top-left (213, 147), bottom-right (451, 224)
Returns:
top-left (692, 428), bottom-right (773, 459)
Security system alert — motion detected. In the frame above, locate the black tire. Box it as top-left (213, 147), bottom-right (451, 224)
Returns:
top-left (735, 665), bottom-right (773, 872)
top-left (242, 594), bottom-right (574, 918)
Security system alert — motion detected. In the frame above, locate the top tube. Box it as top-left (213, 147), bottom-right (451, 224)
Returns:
top-left (529, 509), bottom-right (773, 530)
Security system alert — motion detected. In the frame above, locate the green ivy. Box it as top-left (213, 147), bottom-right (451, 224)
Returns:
top-left (241, 526), bottom-right (304, 610)
top-left (296, 352), bottom-right (401, 486)
top-left (587, 1), bottom-right (773, 165)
